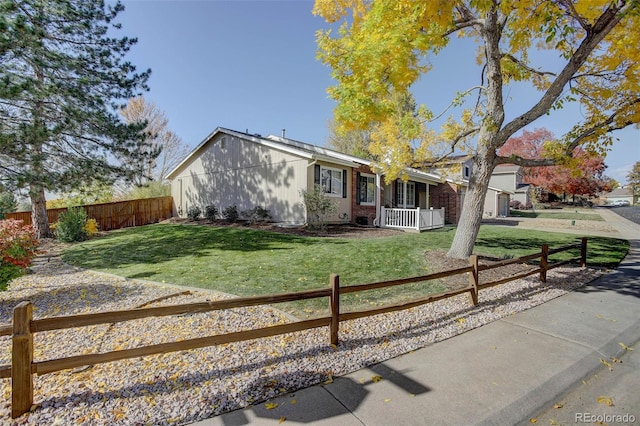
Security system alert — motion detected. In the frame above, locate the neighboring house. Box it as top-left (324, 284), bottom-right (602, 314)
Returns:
top-left (426, 155), bottom-right (472, 224)
top-left (167, 127), bottom-right (447, 231)
top-left (489, 164), bottom-right (531, 207)
top-left (427, 155), bottom-right (511, 221)
top-left (484, 186), bottom-right (512, 217)
top-left (604, 187), bottom-right (635, 205)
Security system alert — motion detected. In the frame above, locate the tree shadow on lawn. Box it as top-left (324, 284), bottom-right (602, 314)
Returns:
top-left (61, 223), bottom-right (347, 271)
top-left (475, 234), bottom-right (627, 267)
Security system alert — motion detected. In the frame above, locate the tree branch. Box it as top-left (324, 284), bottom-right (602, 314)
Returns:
top-left (502, 53), bottom-right (557, 78)
top-left (428, 86), bottom-right (485, 122)
top-left (498, 0), bottom-right (632, 141)
top-left (557, 0), bottom-right (591, 32)
top-left (565, 97), bottom-right (640, 151)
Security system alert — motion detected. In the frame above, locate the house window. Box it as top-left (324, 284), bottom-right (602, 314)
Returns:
top-left (359, 174), bottom-right (375, 205)
top-left (463, 165), bottom-right (470, 179)
top-left (321, 166), bottom-right (343, 197)
top-left (396, 181), bottom-right (415, 207)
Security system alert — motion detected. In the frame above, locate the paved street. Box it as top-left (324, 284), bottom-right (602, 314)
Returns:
top-left (531, 207), bottom-right (640, 426)
top-left (605, 205), bottom-right (640, 226)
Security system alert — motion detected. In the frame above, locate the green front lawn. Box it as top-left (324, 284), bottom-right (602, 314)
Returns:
top-left (509, 210), bottom-right (604, 221)
top-left (61, 224), bottom-right (628, 318)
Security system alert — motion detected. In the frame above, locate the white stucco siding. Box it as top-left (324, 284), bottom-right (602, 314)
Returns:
top-left (171, 134), bottom-right (308, 223)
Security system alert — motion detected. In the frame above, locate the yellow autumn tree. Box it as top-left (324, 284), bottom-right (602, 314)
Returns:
top-left (314, 0), bottom-right (640, 258)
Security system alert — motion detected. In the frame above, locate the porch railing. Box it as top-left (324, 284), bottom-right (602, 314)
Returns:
top-left (380, 207), bottom-right (445, 231)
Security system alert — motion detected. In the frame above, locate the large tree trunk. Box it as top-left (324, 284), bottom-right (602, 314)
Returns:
top-left (447, 154), bottom-right (496, 259)
top-left (447, 8), bottom-right (504, 260)
top-left (29, 184), bottom-right (50, 239)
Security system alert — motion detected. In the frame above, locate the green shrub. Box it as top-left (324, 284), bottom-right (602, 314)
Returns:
top-left (241, 206), bottom-right (271, 224)
top-left (300, 184), bottom-right (338, 230)
top-left (187, 205), bottom-right (201, 221)
top-left (0, 219), bottom-right (38, 290)
top-left (222, 205), bottom-right (239, 223)
top-left (55, 206), bottom-right (88, 242)
top-left (204, 205), bottom-right (218, 221)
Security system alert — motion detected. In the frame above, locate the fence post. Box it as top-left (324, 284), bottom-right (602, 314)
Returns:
top-left (540, 244), bottom-right (549, 283)
top-left (468, 255), bottom-right (479, 306)
top-left (12, 301), bottom-right (34, 419)
top-left (329, 274), bottom-right (340, 346)
top-left (580, 237), bottom-right (587, 267)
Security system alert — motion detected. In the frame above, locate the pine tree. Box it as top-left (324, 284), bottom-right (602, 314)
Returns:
top-left (0, 0), bottom-right (154, 238)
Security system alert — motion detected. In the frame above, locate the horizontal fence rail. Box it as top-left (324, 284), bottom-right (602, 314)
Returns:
top-left (1, 238), bottom-right (588, 418)
top-left (5, 196), bottom-right (173, 231)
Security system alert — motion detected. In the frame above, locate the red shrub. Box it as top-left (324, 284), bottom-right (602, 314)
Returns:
top-left (0, 219), bottom-right (39, 269)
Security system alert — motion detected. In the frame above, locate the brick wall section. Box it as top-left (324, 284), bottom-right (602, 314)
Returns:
top-left (430, 182), bottom-right (461, 224)
top-left (351, 165), bottom-right (378, 226)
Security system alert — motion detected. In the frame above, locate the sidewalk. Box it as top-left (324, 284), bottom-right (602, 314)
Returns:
top-left (195, 210), bottom-right (640, 425)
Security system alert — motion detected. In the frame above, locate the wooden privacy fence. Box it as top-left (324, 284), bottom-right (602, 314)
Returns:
top-left (0, 238), bottom-right (588, 418)
top-left (5, 196), bottom-right (173, 231)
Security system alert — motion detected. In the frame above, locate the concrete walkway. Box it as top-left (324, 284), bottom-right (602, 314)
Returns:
top-left (195, 210), bottom-right (640, 425)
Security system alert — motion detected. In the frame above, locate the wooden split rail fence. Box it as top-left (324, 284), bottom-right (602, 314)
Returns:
top-left (0, 238), bottom-right (588, 418)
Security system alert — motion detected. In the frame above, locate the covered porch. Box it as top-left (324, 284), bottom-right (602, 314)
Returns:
top-left (380, 207), bottom-right (446, 232)
top-left (376, 172), bottom-right (446, 232)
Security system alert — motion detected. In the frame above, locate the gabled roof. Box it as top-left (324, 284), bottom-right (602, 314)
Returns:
top-left (265, 134), bottom-right (368, 168)
top-left (605, 187), bottom-right (633, 197)
top-left (493, 164), bottom-right (522, 173)
top-left (167, 127), bottom-right (443, 184)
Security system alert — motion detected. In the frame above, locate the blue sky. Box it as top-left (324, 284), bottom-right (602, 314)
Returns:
top-left (117, 0), bottom-right (639, 184)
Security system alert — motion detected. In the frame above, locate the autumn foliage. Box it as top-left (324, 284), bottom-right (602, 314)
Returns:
top-left (314, 0), bottom-right (640, 258)
top-left (0, 219), bottom-right (39, 289)
top-left (499, 129), bottom-right (613, 198)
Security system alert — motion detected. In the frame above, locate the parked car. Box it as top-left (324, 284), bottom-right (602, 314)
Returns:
top-left (610, 200), bottom-right (631, 207)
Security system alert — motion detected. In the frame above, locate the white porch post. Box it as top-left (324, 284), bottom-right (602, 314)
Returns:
top-left (375, 174), bottom-right (382, 226)
top-left (415, 207), bottom-right (420, 231)
top-left (402, 181), bottom-right (407, 208)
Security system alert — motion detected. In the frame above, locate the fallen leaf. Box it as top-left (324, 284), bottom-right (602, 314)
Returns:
top-left (384, 398), bottom-right (392, 403)
top-left (529, 418), bottom-right (537, 423)
top-left (290, 399), bottom-right (297, 405)
top-left (553, 403), bottom-right (564, 409)
top-left (279, 416), bottom-right (286, 424)
top-left (265, 402), bottom-right (279, 410)
top-left (595, 314), bottom-right (616, 322)
top-left (372, 375), bottom-right (382, 383)
top-left (611, 357), bottom-right (622, 364)
top-left (619, 342), bottom-right (634, 351)
top-left (456, 318), bottom-right (466, 324)
top-left (596, 396), bottom-right (614, 406)
top-left (600, 358), bottom-right (613, 371)
top-left (324, 376), bottom-right (334, 384)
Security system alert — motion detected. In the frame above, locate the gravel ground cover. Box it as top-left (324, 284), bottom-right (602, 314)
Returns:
top-left (0, 243), bottom-right (606, 425)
